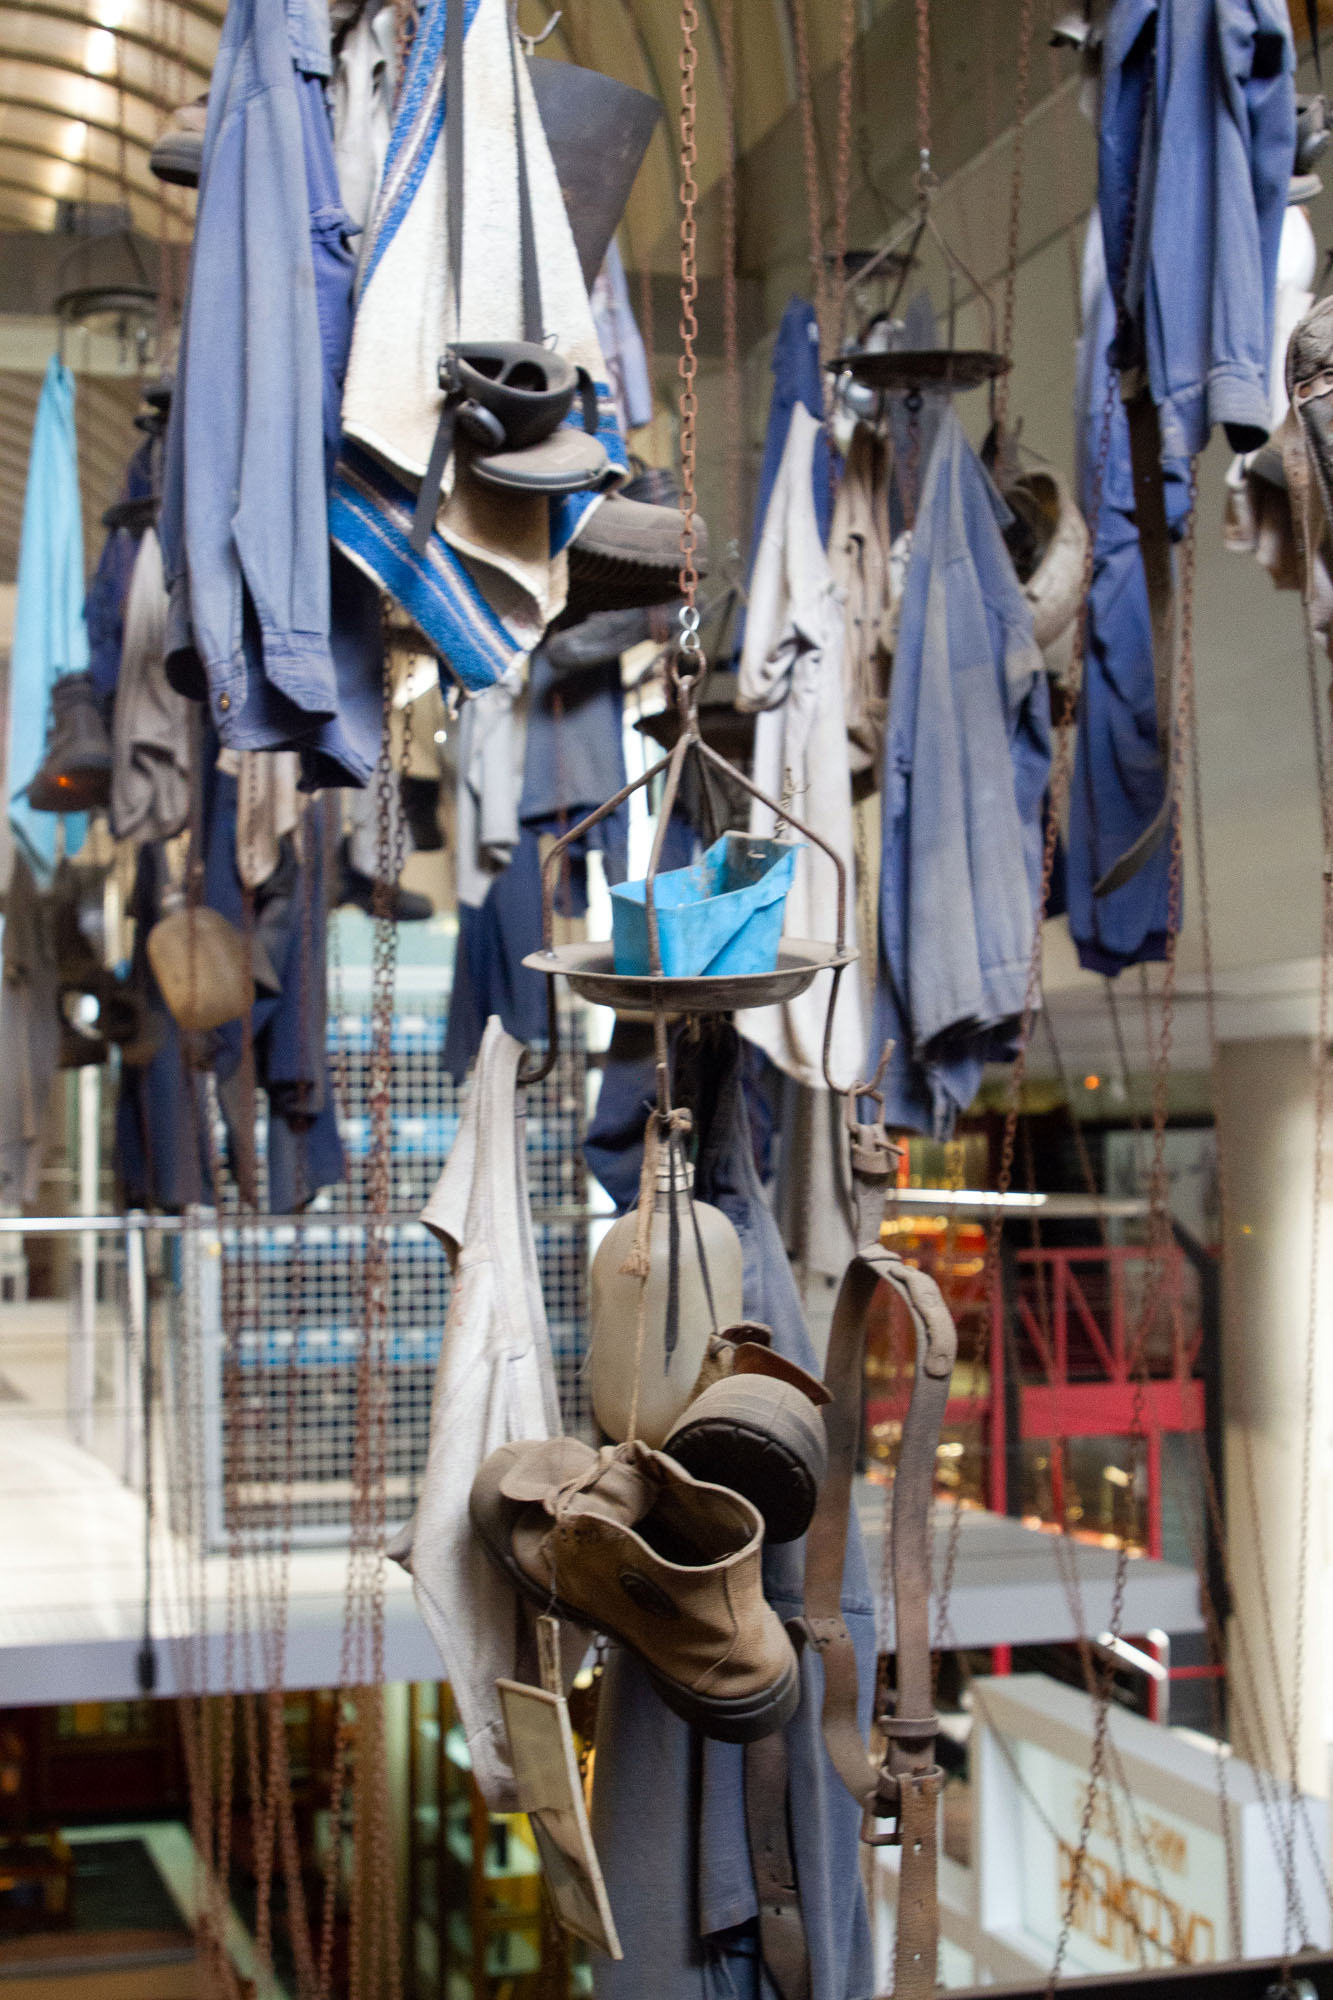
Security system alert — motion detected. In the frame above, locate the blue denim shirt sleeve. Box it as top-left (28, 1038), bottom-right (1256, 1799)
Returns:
top-left (1100, 0), bottom-right (1295, 462)
top-left (169, 0), bottom-right (338, 746)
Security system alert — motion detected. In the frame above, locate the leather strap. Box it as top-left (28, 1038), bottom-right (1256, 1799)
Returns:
top-left (803, 1237), bottom-right (956, 1819)
top-left (410, 397), bottom-right (458, 554)
top-left (894, 1771), bottom-right (943, 2000)
top-left (1093, 382), bottom-right (1175, 898)
top-left (576, 366), bottom-right (600, 439)
top-left (505, 12), bottom-right (543, 345)
top-left (446, 0), bottom-right (465, 339)
top-left (744, 1732), bottom-right (810, 2000)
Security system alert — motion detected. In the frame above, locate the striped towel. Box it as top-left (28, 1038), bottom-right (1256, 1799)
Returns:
top-left (332, 0), bottom-right (625, 692)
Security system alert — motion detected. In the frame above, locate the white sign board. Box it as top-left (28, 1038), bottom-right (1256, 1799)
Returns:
top-left (871, 1673), bottom-right (1331, 1991)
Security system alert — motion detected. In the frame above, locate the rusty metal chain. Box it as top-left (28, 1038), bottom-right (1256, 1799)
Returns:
top-left (718, 0), bottom-right (743, 559)
top-left (790, 0), bottom-right (830, 363)
top-left (316, 648), bottom-right (408, 2000)
top-left (677, 0), bottom-right (703, 631)
top-left (913, 0), bottom-right (934, 192)
top-left (833, 0), bottom-right (856, 359)
top-left (993, 0), bottom-right (1036, 437)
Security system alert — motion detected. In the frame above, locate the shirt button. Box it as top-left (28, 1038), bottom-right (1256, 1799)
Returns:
top-left (218, 694), bottom-right (231, 712)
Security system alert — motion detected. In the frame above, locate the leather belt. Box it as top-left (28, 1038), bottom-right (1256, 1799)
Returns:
top-left (798, 1109), bottom-right (957, 1998)
top-left (745, 1731), bottom-right (810, 2000)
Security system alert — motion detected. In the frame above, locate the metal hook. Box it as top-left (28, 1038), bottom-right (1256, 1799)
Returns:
top-left (844, 1039), bottom-right (894, 1128)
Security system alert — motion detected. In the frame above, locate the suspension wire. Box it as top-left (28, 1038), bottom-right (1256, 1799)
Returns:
top-left (1178, 555), bottom-right (1332, 1937)
top-left (1286, 611), bottom-right (1333, 1965)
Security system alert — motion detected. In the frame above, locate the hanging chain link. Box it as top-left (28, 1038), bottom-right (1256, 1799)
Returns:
top-left (993, 0), bottom-right (1035, 437)
top-left (833, 0), bottom-right (856, 359)
top-left (316, 638), bottom-right (408, 2000)
top-left (677, 0), bottom-right (703, 649)
top-left (718, 0), bottom-right (743, 559)
top-left (790, 0), bottom-right (830, 359)
top-left (913, 0), bottom-right (934, 193)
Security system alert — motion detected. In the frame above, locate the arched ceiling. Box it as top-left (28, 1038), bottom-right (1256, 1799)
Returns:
top-left (0, 0), bottom-right (1319, 581)
top-left (0, 0), bottom-right (881, 247)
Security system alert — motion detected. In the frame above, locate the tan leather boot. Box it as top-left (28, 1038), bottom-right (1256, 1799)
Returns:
top-left (469, 1437), bottom-right (799, 1742)
top-left (665, 1331), bottom-right (830, 1545)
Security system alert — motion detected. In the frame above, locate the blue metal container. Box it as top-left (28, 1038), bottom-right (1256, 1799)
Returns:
top-left (610, 832), bottom-right (799, 978)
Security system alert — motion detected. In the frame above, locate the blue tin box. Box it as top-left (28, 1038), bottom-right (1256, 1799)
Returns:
top-left (610, 831), bottom-right (799, 978)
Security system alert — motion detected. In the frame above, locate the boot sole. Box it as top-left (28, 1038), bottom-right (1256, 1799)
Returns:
top-left (665, 1382), bottom-right (828, 1546)
top-left (469, 1488), bottom-right (801, 1744)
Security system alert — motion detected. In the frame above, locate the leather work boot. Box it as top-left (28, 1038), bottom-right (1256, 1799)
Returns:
top-left (665, 1332), bottom-right (830, 1545)
top-left (566, 495), bottom-right (709, 614)
top-left (470, 1437), bottom-right (800, 1742)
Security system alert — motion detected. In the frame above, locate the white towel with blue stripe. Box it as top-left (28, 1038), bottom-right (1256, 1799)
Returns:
top-left (332, 0), bottom-right (625, 694)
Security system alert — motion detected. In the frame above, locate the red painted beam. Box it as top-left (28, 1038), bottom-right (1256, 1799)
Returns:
top-left (1019, 1378), bottom-right (1205, 1438)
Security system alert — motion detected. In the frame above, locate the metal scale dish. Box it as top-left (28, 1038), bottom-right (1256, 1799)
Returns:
top-left (522, 938), bottom-right (856, 1015)
top-left (516, 655), bottom-right (856, 1093)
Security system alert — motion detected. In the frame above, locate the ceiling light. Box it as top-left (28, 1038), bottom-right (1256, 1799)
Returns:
top-left (84, 28), bottom-right (116, 73)
top-left (1103, 1464), bottom-right (1131, 1488)
top-left (96, 0), bottom-right (127, 24)
top-left (1083, 1072), bottom-right (1101, 1091)
top-left (64, 120), bottom-right (89, 157)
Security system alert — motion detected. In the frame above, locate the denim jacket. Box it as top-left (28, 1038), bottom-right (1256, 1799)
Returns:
top-left (871, 407), bottom-right (1051, 1138)
top-left (1099, 0), bottom-right (1295, 463)
top-left (160, 0), bottom-right (342, 750)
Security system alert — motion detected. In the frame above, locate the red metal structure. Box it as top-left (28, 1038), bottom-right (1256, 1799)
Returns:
top-left (864, 1232), bottom-right (1213, 1705)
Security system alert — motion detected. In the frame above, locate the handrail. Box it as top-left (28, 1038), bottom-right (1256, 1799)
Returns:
top-left (0, 1190), bottom-right (1154, 1237)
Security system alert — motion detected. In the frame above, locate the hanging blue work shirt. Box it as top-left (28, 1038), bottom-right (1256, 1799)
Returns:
top-left (871, 406), bottom-right (1051, 1137)
top-left (1098, 0), bottom-right (1295, 463)
top-left (8, 357), bottom-right (90, 885)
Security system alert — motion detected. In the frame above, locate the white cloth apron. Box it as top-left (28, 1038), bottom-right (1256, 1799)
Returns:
top-left (389, 1015), bottom-right (561, 1809)
top-left (736, 403), bottom-right (865, 1093)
